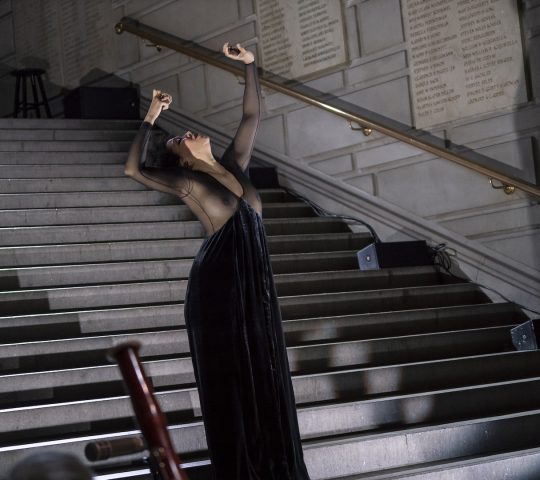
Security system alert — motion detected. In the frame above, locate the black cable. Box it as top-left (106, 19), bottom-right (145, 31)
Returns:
top-left (430, 243), bottom-right (540, 316)
top-left (281, 186), bottom-right (382, 243)
top-left (281, 186), bottom-right (540, 315)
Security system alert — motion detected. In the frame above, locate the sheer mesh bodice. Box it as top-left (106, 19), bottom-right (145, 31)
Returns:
top-left (125, 62), bottom-right (262, 235)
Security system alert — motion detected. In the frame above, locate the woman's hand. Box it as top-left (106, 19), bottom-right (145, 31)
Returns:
top-left (223, 42), bottom-right (254, 65)
top-left (144, 90), bottom-right (172, 125)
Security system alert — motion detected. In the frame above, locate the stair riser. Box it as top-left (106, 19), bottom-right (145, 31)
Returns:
top-left (0, 282), bottom-right (479, 316)
top-left (303, 413), bottom-right (540, 479)
top-left (0, 220), bottom-right (348, 246)
top-left (0, 204), bottom-right (313, 227)
top-left (4, 350), bottom-right (539, 409)
top-left (0, 152), bottom-right (126, 165)
top-left (3, 378), bottom-right (540, 446)
top-left (0, 130), bottom-right (138, 141)
top-left (0, 119), bottom-right (141, 130)
top-left (0, 165), bottom-right (124, 178)
top-left (0, 265), bottom-right (442, 292)
top-left (0, 326), bottom-right (513, 375)
top-left (0, 303), bottom-right (520, 343)
top-left (2, 411), bottom-right (540, 479)
top-left (280, 287), bottom-right (488, 318)
top-left (0, 141), bottom-right (132, 153)
top-left (0, 178), bottom-right (146, 193)
top-left (0, 190), bottom-right (292, 209)
top-left (0, 235), bottom-right (370, 266)
top-left (0, 223), bottom-right (206, 246)
top-left (0, 191), bottom-right (181, 209)
top-left (365, 451), bottom-right (540, 480)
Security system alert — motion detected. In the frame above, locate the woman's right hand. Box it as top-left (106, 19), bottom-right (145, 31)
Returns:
top-left (144, 89), bottom-right (172, 124)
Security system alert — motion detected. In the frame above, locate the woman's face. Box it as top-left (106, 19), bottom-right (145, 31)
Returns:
top-left (166, 131), bottom-right (211, 166)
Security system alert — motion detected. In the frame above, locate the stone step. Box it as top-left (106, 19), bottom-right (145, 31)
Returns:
top-left (2, 346), bottom-right (537, 408)
top-left (0, 323), bottom-right (514, 375)
top-left (0, 164), bottom-right (125, 178)
top-left (90, 447), bottom-right (540, 479)
top-left (0, 233), bottom-right (371, 267)
top-left (0, 140), bottom-right (132, 153)
top-left (0, 118), bottom-right (142, 130)
top-left (0, 217), bottom-right (351, 246)
top-left (0, 129), bottom-right (138, 142)
top-left (0, 302), bottom-right (521, 344)
top-left (2, 374), bottom-right (540, 447)
top-left (301, 410), bottom-right (540, 479)
top-left (341, 448), bottom-right (540, 480)
top-left (0, 263), bottom-right (446, 292)
top-left (0, 279), bottom-right (480, 316)
top-left (0, 151), bottom-right (127, 165)
top-left (0, 190), bottom-right (181, 210)
top-left (0, 188), bottom-right (295, 209)
top-left (3, 404), bottom-right (540, 478)
top-left (0, 202), bottom-right (314, 227)
top-left (279, 283), bottom-right (489, 319)
top-left (0, 175), bottom-right (284, 194)
top-left (0, 177), bottom-right (146, 193)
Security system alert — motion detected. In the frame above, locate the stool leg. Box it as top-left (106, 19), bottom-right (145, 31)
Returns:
top-left (30, 75), bottom-right (41, 118)
top-left (37, 74), bottom-right (52, 118)
top-left (22, 75), bottom-right (28, 118)
top-left (13, 74), bottom-right (21, 118)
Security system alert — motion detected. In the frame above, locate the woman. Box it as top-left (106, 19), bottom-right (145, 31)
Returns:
top-left (125, 43), bottom-right (311, 480)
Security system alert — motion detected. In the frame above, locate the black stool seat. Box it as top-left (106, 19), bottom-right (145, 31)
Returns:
top-left (12, 68), bottom-right (52, 118)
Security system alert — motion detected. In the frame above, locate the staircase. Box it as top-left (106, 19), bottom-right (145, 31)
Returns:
top-left (1, 118), bottom-right (539, 479)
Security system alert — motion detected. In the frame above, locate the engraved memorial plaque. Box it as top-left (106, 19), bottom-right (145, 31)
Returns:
top-left (255, 0), bottom-right (348, 79)
top-left (402, 0), bottom-right (527, 128)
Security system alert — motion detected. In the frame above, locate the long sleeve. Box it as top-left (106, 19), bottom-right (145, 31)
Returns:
top-left (222, 61), bottom-right (261, 171)
top-left (124, 121), bottom-right (191, 198)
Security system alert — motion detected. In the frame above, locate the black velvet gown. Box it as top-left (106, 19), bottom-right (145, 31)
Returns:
top-left (125, 62), bottom-right (311, 480)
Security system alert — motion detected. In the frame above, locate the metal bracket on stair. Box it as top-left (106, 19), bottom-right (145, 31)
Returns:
top-left (145, 43), bottom-right (163, 52)
top-left (348, 121), bottom-right (373, 136)
top-left (489, 178), bottom-right (515, 195)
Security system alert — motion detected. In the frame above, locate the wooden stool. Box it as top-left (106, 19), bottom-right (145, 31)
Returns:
top-left (11, 68), bottom-right (52, 118)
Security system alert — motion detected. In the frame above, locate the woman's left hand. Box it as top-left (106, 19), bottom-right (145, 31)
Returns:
top-left (223, 42), bottom-right (254, 64)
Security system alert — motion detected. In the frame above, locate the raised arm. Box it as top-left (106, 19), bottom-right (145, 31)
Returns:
top-left (222, 43), bottom-right (261, 171)
top-left (124, 91), bottom-right (190, 198)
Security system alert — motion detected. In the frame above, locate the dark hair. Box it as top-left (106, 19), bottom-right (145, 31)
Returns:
top-left (9, 451), bottom-right (92, 480)
top-left (144, 129), bottom-right (182, 168)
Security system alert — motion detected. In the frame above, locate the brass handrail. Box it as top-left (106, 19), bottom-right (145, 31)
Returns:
top-left (115, 17), bottom-right (540, 199)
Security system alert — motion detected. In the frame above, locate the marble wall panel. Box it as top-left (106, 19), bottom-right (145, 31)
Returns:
top-left (450, 107), bottom-right (540, 145)
top-left (377, 158), bottom-right (526, 218)
top-left (482, 231), bottom-right (540, 271)
top-left (440, 204), bottom-right (540, 238)
top-left (341, 76), bottom-right (412, 124)
top-left (179, 65), bottom-right (208, 113)
top-left (207, 64), bottom-right (245, 107)
top-left (309, 154), bottom-right (354, 175)
top-left (205, 104), bottom-right (243, 127)
top-left (343, 173), bottom-right (375, 195)
top-left (140, 1), bottom-right (240, 41)
top-left (140, 74), bottom-right (179, 109)
top-left (347, 51), bottom-right (407, 86)
top-left (286, 103), bottom-right (369, 158)
top-left (476, 136), bottom-right (536, 182)
top-left (257, 115), bottom-right (286, 154)
top-left (355, 140), bottom-right (424, 170)
top-left (356, 0), bottom-right (404, 55)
